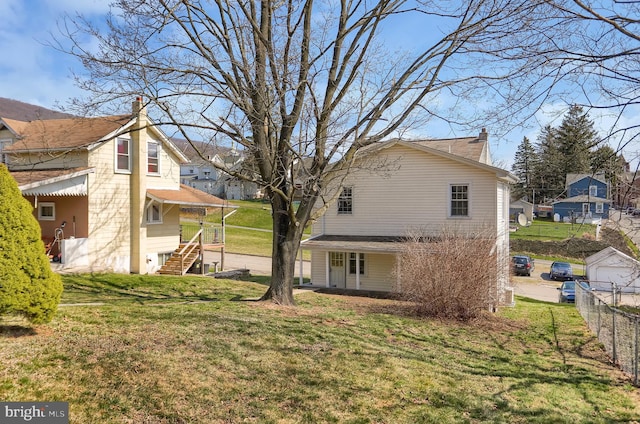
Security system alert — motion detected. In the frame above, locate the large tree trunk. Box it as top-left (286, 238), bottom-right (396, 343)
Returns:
top-left (260, 194), bottom-right (301, 305)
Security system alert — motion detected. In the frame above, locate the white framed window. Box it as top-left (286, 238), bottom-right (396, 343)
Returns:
top-left (147, 141), bottom-right (159, 174)
top-left (38, 202), bottom-right (55, 221)
top-left (349, 252), bottom-right (365, 275)
top-left (596, 202), bottom-right (604, 213)
top-left (147, 201), bottom-right (162, 224)
top-left (338, 187), bottom-right (353, 215)
top-left (589, 185), bottom-right (597, 197)
top-left (116, 137), bottom-right (131, 172)
top-left (450, 184), bottom-right (469, 217)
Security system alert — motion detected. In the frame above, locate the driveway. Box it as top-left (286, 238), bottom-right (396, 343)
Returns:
top-left (202, 250), bottom-right (310, 277)
top-left (511, 259), bottom-right (566, 303)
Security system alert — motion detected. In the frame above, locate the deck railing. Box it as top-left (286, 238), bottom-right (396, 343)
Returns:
top-left (180, 223), bottom-right (222, 245)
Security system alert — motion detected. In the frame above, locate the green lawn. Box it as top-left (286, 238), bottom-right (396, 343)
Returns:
top-left (510, 219), bottom-right (597, 241)
top-left (185, 200), bottom-right (312, 259)
top-left (1, 274), bottom-right (639, 423)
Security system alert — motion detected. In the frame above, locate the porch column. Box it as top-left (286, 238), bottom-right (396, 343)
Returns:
top-left (356, 252), bottom-right (361, 290)
top-left (325, 251), bottom-right (330, 288)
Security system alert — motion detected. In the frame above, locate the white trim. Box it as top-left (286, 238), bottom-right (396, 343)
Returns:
top-left (147, 140), bottom-right (160, 175)
top-left (115, 137), bottom-right (132, 173)
top-left (448, 183), bottom-right (471, 218)
top-left (38, 202), bottom-right (55, 221)
top-left (146, 201), bottom-right (163, 224)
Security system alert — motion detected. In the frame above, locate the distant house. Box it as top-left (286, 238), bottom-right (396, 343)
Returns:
top-left (177, 140), bottom-right (261, 200)
top-left (1, 98), bottom-right (228, 274)
top-left (302, 129), bottom-right (517, 307)
top-left (552, 173), bottom-right (610, 222)
top-left (585, 247), bottom-right (640, 293)
top-left (510, 199), bottom-right (534, 222)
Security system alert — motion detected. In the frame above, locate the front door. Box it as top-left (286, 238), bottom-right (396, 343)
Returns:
top-left (329, 252), bottom-right (346, 288)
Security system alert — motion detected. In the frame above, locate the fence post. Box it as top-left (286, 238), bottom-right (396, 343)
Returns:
top-left (612, 308), bottom-right (617, 366)
top-left (635, 316), bottom-right (639, 386)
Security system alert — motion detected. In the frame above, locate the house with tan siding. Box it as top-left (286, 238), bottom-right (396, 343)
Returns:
top-left (302, 129), bottom-right (517, 306)
top-left (0, 98), bottom-right (227, 274)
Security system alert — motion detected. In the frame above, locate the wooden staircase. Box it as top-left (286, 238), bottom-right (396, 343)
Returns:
top-left (158, 243), bottom-right (201, 276)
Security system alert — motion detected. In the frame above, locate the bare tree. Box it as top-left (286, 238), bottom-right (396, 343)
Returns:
top-left (58, 0), bottom-right (540, 305)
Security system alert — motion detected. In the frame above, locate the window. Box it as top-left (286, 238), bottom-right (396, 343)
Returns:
top-left (147, 141), bottom-right (159, 174)
top-left (38, 202), bottom-right (55, 221)
top-left (330, 252), bottom-right (344, 267)
top-left (338, 187), bottom-right (353, 215)
top-left (450, 184), bottom-right (469, 217)
top-left (596, 202), bottom-right (604, 214)
top-left (349, 253), bottom-right (365, 275)
top-left (116, 138), bottom-right (131, 172)
top-left (147, 201), bottom-right (162, 224)
top-left (589, 185), bottom-right (597, 197)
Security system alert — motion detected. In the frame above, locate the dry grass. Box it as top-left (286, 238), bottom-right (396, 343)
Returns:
top-left (1, 273), bottom-right (639, 423)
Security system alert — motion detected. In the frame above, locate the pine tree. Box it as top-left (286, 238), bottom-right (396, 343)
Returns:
top-left (556, 104), bottom-right (598, 176)
top-left (534, 125), bottom-right (565, 201)
top-left (0, 164), bottom-right (63, 324)
top-left (510, 137), bottom-right (537, 202)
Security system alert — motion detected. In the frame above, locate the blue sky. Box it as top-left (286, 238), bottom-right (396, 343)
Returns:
top-left (2, 0), bottom-right (639, 170)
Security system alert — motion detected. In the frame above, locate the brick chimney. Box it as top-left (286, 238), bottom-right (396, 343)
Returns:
top-left (478, 128), bottom-right (488, 142)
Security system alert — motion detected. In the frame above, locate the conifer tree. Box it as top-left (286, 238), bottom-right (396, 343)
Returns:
top-left (511, 137), bottom-right (537, 202)
top-left (534, 125), bottom-right (565, 201)
top-left (556, 105), bottom-right (598, 176)
top-left (0, 164), bottom-right (63, 324)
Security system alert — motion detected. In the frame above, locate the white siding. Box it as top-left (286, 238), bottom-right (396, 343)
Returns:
top-left (315, 144), bottom-right (499, 238)
top-left (309, 251), bottom-right (396, 292)
top-left (88, 138), bottom-right (132, 272)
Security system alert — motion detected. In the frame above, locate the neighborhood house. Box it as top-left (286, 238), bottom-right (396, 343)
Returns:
top-left (552, 173), bottom-right (610, 223)
top-left (0, 98), bottom-right (227, 274)
top-left (302, 129), bottom-right (517, 307)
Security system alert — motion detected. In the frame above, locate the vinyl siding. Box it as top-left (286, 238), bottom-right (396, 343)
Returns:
top-left (315, 144), bottom-right (499, 238)
top-left (87, 138), bottom-right (132, 272)
top-left (7, 150), bottom-right (89, 170)
top-left (309, 250), bottom-right (396, 291)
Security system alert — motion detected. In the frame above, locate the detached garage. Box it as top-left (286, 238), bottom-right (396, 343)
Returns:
top-left (585, 247), bottom-right (640, 293)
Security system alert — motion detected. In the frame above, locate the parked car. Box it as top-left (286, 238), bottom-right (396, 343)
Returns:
top-left (550, 261), bottom-right (573, 281)
top-left (557, 279), bottom-right (591, 303)
top-left (512, 255), bottom-right (535, 276)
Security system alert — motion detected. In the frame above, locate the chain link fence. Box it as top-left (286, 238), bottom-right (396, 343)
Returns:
top-left (576, 284), bottom-right (639, 386)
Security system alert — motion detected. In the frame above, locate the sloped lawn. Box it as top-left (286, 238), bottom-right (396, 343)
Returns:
top-left (1, 274), bottom-right (639, 423)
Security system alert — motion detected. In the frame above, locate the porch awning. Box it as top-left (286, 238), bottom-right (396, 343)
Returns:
top-left (147, 184), bottom-right (233, 208)
top-left (301, 235), bottom-right (407, 253)
top-left (11, 167), bottom-right (94, 196)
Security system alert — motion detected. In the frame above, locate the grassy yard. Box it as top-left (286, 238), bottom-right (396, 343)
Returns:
top-left (510, 218), bottom-right (597, 241)
top-left (1, 274), bottom-right (639, 423)
top-left (185, 200), bottom-right (312, 258)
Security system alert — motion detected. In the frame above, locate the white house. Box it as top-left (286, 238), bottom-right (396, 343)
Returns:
top-left (1, 98), bottom-right (228, 275)
top-left (302, 129), bottom-right (517, 307)
top-left (585, 247), bottom-right (640, 293)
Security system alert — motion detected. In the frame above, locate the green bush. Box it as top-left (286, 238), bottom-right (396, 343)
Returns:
top-left (0, 164), bottom-right (63, 324)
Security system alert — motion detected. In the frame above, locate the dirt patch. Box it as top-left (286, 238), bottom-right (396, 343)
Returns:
top-left (511, 228), bottom-right (634, 260)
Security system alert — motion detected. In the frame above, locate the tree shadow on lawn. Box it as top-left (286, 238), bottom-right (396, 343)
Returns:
top-left (0, 325), bottom-right (37, 338)
top-left (63, 274), bottom-right (224, 305)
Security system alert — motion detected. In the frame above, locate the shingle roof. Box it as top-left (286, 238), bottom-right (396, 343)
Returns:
top-left (10, 167), bottom-right (94, 188)
top-left (3, 115), bottom-right (132, 152)
top-left (147, 184), bottom-right (231, 207)
top-left (412, 136), bottom-right (486, 162)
